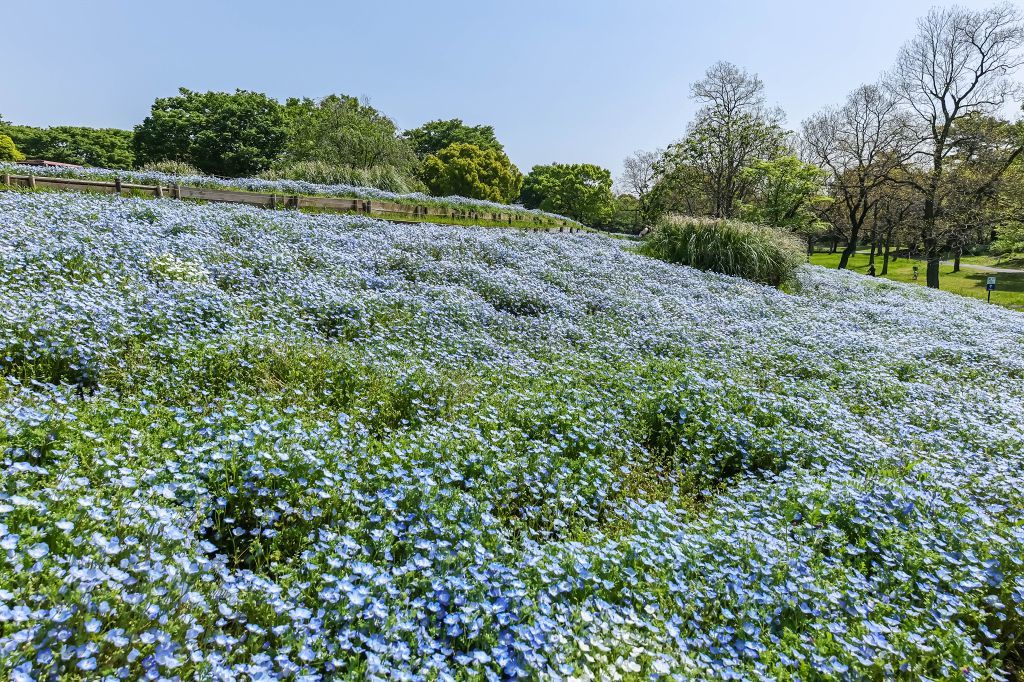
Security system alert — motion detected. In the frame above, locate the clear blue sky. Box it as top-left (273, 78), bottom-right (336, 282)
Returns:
top-left (0, 0), bottom-right (1003, 176)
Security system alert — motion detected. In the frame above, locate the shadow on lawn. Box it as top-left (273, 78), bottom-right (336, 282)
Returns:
top-left (961, 270), bottom-right (1024, 294)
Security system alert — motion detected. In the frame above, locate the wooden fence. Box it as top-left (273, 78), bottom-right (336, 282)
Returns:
top-left (0, 172), bottom-right (583, 232)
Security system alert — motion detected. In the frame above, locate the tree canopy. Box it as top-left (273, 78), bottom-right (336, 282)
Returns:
top-left (738, 156), bottom-right (828, 230)
top-left (281, 95), bottom-right (417, 172)
top-left (521, 163), bottom-right (614, 225)
top-left (134, 88), bottom-right (288, 177)
top-left (403, 119), bottom-right (503, 159)
top-left (419, 143), bottom-right (522, 203)
top-left (664, 61), bottom-right (786, 219)
top-left (2, 125), bottom-right (134, 168)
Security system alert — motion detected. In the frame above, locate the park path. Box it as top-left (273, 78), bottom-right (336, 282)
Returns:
top-left (939, 260), bottom-right (1024, 274)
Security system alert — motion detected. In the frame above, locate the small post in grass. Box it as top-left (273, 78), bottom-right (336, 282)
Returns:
top-left (987, 276), bottom-right (996, 303)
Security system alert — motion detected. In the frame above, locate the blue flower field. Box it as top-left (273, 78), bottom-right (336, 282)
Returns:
top-left (1, 190), bottom-right (1023, 680)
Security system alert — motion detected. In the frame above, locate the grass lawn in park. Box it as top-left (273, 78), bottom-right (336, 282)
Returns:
top-left (809, 250), bottom-right (1024, 310)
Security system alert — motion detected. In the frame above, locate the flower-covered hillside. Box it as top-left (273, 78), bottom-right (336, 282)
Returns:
top-left (1, 190), bottom-right (1023, 680)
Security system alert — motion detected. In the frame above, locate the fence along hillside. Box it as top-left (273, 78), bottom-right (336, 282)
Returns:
top-left (0, 171), bottom-right (585, 231)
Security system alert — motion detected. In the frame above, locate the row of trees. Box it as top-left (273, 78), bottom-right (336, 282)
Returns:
top-left (1, 93), bottom-right (620, 225)
top-left (615, 3), bottom-right (1024, 289)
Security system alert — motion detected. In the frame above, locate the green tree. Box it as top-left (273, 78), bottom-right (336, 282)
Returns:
top-left (2, 125), bottom-right (134, 168)
top-left (419, 143), bottom-right (522, 203)
top-left (282, 95), bottom-right (416, 172)
top-left (521, 163), bottom-right (614, 225)
top-left (134, 88), bottom-right (288, 177)
top-left (739, 156), bottom-right (828, 229)
top-left (0, 134), bottom-right (24, 162)
top-left (403, 119), bottom-right (503, 159)
top-left (663, 61), bottom-right (786, 219)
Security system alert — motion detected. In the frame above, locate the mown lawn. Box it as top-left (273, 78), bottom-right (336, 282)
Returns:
top-left (810, 250), bottom-right (1024, 310)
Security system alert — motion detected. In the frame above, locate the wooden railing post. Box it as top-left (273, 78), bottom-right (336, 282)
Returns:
top-left (155, 184), bottom-right (164, 198)
top-left (173, 184), bottom-right (181, 199)
top-left (114, 177), bottom-right (122, 195)
top-left (28, 174), bottom-right (36, 189)
top-left (1, 173), bottom-right (9, 187)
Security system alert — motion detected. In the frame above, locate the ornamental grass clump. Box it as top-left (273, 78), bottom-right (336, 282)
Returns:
top-left (640, 216), bottom-right (805, 287)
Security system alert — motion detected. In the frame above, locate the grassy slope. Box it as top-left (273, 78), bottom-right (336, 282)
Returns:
top-left (3, 191), bottom-right (1024, 679)
top-left (810, 250), bottom-right (1024, 310)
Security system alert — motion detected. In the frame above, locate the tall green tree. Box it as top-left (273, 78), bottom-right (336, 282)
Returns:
top-left (282, 95), bottom-right (417, 172)
top-left (663, 61), bottom-right (786, 219)
top-left (420, 143), bottom-right (522, 203)
top-left (403, 119), bottom-right (503, 159)
top-left (134, 88), bottom-right (288, 177)
top-left (2, 125), bottom-right (134, 168)
top-left (521, 163), bottom-right (614, 225)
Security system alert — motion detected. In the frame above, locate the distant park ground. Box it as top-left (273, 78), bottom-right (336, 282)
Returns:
top-left (810, 251), bottom-right (1024, 310)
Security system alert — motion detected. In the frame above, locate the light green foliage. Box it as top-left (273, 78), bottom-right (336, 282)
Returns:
top-left (259, 160), bottom-right (423, 194)
top-left (419, 143), bottom-right (523, 203)
top-left (0, 134), bottom-right (24, 162)
top-left (738, 156), bottom-right (829, 245)
top-left (402, 118), bottom-right (504, 158)
top-left (134, 88), bottom-right (288, 177)
top-left (2, 125), bottom-right (133, 168)
top-left (640, 216), bottom-right (805, 287)
top-left (138, 160), bottom-right (204, 176)
top-left (281, 95), bottom-right (417, 173)
top-left (521, 163), bottom-right (614, 226)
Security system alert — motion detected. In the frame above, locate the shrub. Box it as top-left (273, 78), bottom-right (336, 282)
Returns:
top-left (0, 134), bottom-right (25, 162)
top-left (138, 160), bottom-right (204, 176)
top-left (639, 215), bottom-right (804, 287)
top-left (419, 142), bottom-right (523, 203)
top-left (259, 160), bottom-right (422, 194)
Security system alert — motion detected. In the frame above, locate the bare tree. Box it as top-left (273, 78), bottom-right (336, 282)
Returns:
top-left (802, 84), bottom-right (911, 270)
top-left (665, 61), bottom-right (786, 219)
top-left (888, 3), bottom-right (1024, 288)
top-left (616, 149), bottom-right (662, 228)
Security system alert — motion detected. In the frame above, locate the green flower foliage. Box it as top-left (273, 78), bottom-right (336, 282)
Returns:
top-left (521, 163), bottom-right (614, 226)
top-left (419, 143), bottom-right (522, 203)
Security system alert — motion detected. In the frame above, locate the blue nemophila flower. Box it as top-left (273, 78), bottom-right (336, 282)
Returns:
top-left (1, 190), bottom-right (1023, 679)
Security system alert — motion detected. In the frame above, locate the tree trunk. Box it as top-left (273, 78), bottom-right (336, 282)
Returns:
top-left (924, 237), bottom-right (941, 289)
top-left (953, 245), bottom-right (961, 273)
top-left (881, 227), bottom-right (893, 275)
top-left (838, 229), bottom-right (859, 270)
top-left (829, 238), bottom-right (838, 254)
